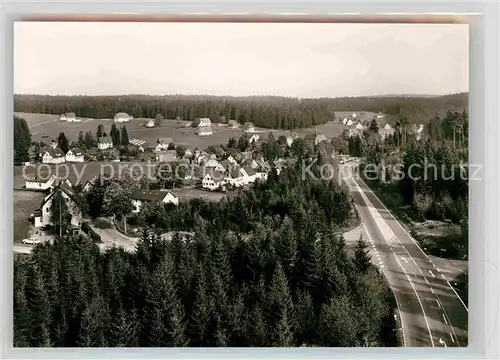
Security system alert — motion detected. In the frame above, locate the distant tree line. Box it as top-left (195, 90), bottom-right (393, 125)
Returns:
top-left (14, 95), bottom-right (338, 130)
top-left (14, 163), bottom-right (399, 347)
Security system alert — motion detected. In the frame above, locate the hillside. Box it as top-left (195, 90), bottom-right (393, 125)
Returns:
top-left (14, 92), bottom-right (468, 129)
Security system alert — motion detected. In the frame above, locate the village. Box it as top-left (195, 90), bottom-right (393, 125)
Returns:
top-left (15, 109), bottom-right (424, 251)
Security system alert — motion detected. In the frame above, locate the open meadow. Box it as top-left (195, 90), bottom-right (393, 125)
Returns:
top-left (15, 111), bottom-right (378, 149)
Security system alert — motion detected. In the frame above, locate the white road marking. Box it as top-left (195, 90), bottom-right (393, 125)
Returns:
top-left (449, 333), bottom-right (455, 343)
top-left (430, 288), bottom-right (435, 295)
top-left (441, 274), bottom-right (446, 279)
top-left (355, 173), bottom-right (469, 312)
top-left (429, 270), bottom-right (435, 278)
top-left (436, 299), bottom-right (442, 308)
top-left (442, 314), bottom-right (448, 325)
top-left (418, 267), bottom-right (423, 274)
top-left (424, 277), bottom-right (429, 284)
top-left (401, 256), bottom-right (408, 264)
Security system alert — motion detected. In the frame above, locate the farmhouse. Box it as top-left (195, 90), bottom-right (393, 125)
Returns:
top-left (114, 112), bottom-right (132, 123)
top-left (377, 112), bottom-right (384, 119)
top-left (98, 136), bottom-right (113, 150)
top-left (346, 119), bottom-right (354, 126)
top-left (352, 112), bottom-right (357, 118)
top-left (156, 150), bottom-right (177, 163)
top-left (225, 166), bottom-right (246, 187)
top-left (131, 189), bottom-right (179, 213)
top-left (42, 147), bottom-right (66, 164)
top-left (226, 155), bottom-right (238, 165)
top-left (286, 134), bottom-right (298, 147)
top-left (241, 166), bottom-right (257, 184)
top-left (145, 119), bottom-right (155, 128)
top-left (155, 138), bottom-right (173, 152)
top-left (60, 112), bottom-right (77, 122)
top-left (197, 126), bottom-right (213, 136)
top-left (193, 117), bottom-right (212, 127)
top-left (34, 183), bottom-right (82, 228)
top-left (65, 148), bottom-right (84, 163)
top-left (227, 120), bottom-right (239, 129)
top-left (355, 123), bottom-right (364, 131)
top-left (342, 117), bottom-right (349, 125)
top-left (202, 170), bottom-right (226, 191)
top-left (184, 148), bottom-right (193, 157)
top-left (25, 173), bottom-right (57, 191)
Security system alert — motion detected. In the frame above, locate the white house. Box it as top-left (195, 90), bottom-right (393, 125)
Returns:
top-left (98, 136), bottom-right (113, 150)
top-left (346, 119), bottom-right (354, 127)
top-left (131, 189), bottom-right (179, 213)
top-left (342, 117), bottom-right (349, 125)
top-left (195, 118), bottom-right (212, 127)
top-left (384, 123), bottom-right (392, 130)
top-left (355, 123), bottom-right (364, 131)
top-left (204, 159), bottom-right (225, 172)
top-left (114, 112), bottom-right (132, 123)
top-left (34, 184), bottom-right (82, 228)
top-left (66, 148), bottom-right (84, 163)
top-left (25, 174), bottom-right (57, 191)
top-left (155, 138), bottom-right (173, 152)
top-left (145, 119), bottom-right (155, 128)
top-left (197, 126), bottom-right (213, 136)
top-left (184, 148), bottom-right (193, 157)
top-left (352, 113), bottom-right (357, 118)
top-left (249, 134), bottom-right (260, 144)
top-left (42, 148), bottom-right (66, 164)
top-left (377, 112), bottom-right (384, 119)
top-left (227, 120), bottom-right (239, 129)
top-left (59, 112), bottom-right (77, 122)
top-left (224, 167), bottom-right (246, 187)
top-left (241, 166), bottom-right (257, 184)
top-left (202, 170), bottom-right (226, 190)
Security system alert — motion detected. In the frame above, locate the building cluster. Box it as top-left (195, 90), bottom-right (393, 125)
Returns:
top-left (41, 141), bottom-right (85, 164)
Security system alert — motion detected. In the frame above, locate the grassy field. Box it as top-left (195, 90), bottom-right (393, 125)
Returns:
top-left (14, 190), bottom-right (45, 243)
top-left (17, 112), bottom-right (357, 150)
top-left (174, 188), bottom-right (228, 203)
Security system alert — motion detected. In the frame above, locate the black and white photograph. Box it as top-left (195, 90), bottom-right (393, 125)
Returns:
top-left (13, 19), bottom-right (469, 348)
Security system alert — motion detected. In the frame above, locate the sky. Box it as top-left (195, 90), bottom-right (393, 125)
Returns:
top-left (14, 22), bottom-right (469, 98)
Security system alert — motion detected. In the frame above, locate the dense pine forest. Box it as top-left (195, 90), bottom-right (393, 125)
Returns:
top-left (14, 165), bottom-right (399, 347)
top-left (14, 92), bottom-right (468, 129)
top-left (349, 110), bottom-right (469, 260)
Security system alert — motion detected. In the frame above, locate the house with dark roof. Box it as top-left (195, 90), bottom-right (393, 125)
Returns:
top-left (131, 189), bottom-right (178, 213)
top-left (42, 147), bottom-right (66, 164)
top-left (242, 166), bottom-right (257, 184)
top-left (66, 148), bottom-right (84, 163)
top-left (34, 183), bottom-right (82, 228)
top-left (202, 169), bottom-right (226, 190)
top-left (114, 112), bottom-right (132, 123)
top-left (98, 136), bottom-right (113, 150)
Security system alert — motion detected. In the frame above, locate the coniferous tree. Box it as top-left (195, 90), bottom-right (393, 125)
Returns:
top-left (57, 132), bottom-right (70, 153)
top-left (110, 124), bottom-right (120, 146)
top-left (121, 126), bottom-right (130, 146)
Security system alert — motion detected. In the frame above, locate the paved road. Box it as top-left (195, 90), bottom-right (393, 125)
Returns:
top-left (344, 163), bottom-right (468, 347)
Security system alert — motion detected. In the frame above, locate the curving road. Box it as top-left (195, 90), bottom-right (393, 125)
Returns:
top-left (343, 162), bottom-right (468, 347)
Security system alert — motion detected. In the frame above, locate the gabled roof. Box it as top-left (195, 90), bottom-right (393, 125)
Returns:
top-left (243, 166), bottom-right (256, 176)
top-left (226, 166), bottom-right (243, 179)
top-left (41, 183), bottom-right (76, 207)
top-left (67, 148), bottom-right (83, 156)
top-left (131, 189), bottom-right (176, 202)
top-left (157, 137), bottom-right (173, 144)
top-left (43, 147), bottom-right (65, 158)
top-left (204, 169), bottom-right (226, 182)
